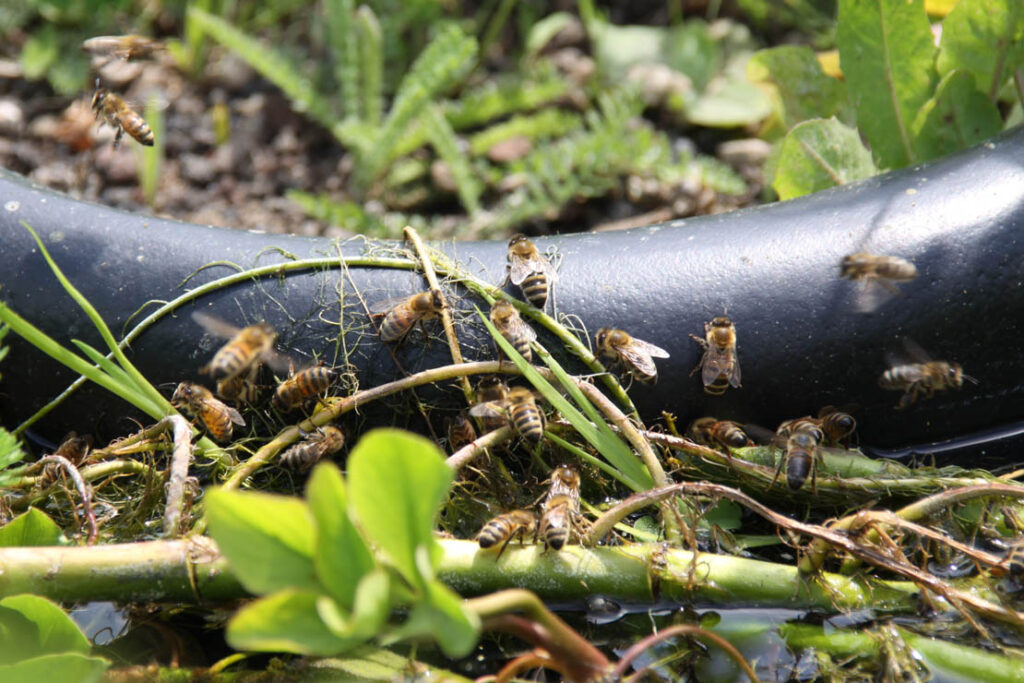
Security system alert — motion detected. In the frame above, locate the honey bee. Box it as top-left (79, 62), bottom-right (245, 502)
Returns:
top-left (539, 465), bottom-right (582, 551)
top-left (272, 365), bottom-right (335, 412)
top-left (879, 339), bottom-right (977, 409)
top-left (193, 311), bottom-right (284, 383)
top-left (216, 364), bottom-right (260, 403)
top-left (474, 377), bottom-right (509, 432)
top-left (279, 426), bottom-right (345, 472)
top-left (690, 316), bottom-right (741, 395)
top-left (775, 417), bottom-right (824, 491)
top-left (489, 300), bottom-right (537, 361)
top-left (816, 406), bottom-right (857, 446)
top-left (687, 417), bottom-right (751, 450)
top-left (507, 234), bottom-right (557, 309)
top-left (81, 35), bottom-right (164, 61)
top-left (477, 509), bottom-right (537, 559)
top-left (39, 432), bottom-right (94, 488)
top-left (172, 382), bottom-right (246, 442)
top-left (371, 290), bottom-right (444, 342)
top-left (447, 412), bottom-right (477, 450)
top-left (90, 87), bottom-right (153, 149)
top-left (595, 328), bottom-right (670, 384)
top-left (470, 386), bottom-right (545, 445)
top-left (840, 253), bottom-right (918, 313)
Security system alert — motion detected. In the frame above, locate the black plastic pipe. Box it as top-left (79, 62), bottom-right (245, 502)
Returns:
top-left (2, 127), bottom-right (1024, 464)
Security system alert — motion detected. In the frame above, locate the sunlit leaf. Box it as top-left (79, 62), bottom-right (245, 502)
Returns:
top-left (307, 463), bottom-right (377, 608)
top-left (773, 118), bottom-right (878, 200)
top-left (937, 0), bottom-right (1024, 100)
top-left (747, 45), bottom-right (852, 133)
top-left (347, 429), bottom-right (451, 588)
top-left (838, 0), bottom-right (937, 168)
top-left (911, 70), bottom-right (1003, 162)
top-left (0, 595), bottom-right (90, 662)
top-left (227, 589), bottom-right (362, 655)
top-left (205, 489), bottom-right (318, 595)
top-left (0, 653), bottom-right (108, 683)
top-left (0, 509), bottom-right (62, 547)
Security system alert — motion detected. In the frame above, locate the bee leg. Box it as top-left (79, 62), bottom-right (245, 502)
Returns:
top-left (112, 127), bottom-right (123, 149)
top-left (495, 534), bottom-right (515, 562)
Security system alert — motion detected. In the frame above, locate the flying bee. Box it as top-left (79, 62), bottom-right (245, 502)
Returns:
top-left (193, 311), bottom-right (287, 383)
top-left (90, 86), bottom-right (153, 149)
top-left (279, 426), bottom-right (345, 472)
top-left (447, 412), bottom-right (477, 451)
top-left (775, 417), bottom-right (824, 491)
top-left (470, 386), bottom-right (544, 445)
top-left (172, 382), bottom-right (246, 442)
top-left (816, 406), bottom-right (857, 446)
top-left (840, 253), bottom-right (918, 313)
top-left (272, 365), bottom-right (335, 413)
top-left (595, 328), bottom-right (670, 384)
top-left (539, 465), bottom-right (582, 551)
top-left (474, 376), bottom-right (509, 432)
top-left (370, 290), bottom-right (444, 342)
top-left (490, 300), bottom-right (537, 361)
top-left (690, 316), bottom-right (741, 395)
top-left (81, 35), bottom-right (164, 61)
top-left (477, 509), bottom-right (537, 559)
top-left (687, 417), bottom-right (751, 451)
top-left (507, 234), bottom-right (557, 309)
top-left (879, 339), bottom-right (977, 409)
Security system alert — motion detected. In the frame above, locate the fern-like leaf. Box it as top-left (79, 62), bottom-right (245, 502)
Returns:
top-left (423, 104), bottom-right (482, 215)
top-left (356, 5), bottom-right (383, 126)
top-left (188, 7), bottom-right (338, 132)
top-left (468, 109), bottom-right (582, 157)
top-left (356, 22), bottom-right (477, 190)
top-left (323, 0), bottom-right (360, 122)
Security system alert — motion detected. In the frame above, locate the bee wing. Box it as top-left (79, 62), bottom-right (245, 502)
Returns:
top-left (512, 318), bottom-right (538, 342)
top-left (260, 348), bottom-right (295, 376)
top-left (469, 401), bottom-right (507, 419)
top-left (192, 311), bottom-right (243, 339)
top-left (368, 294), bottom-right (412, 315)
top-left (509, 254), bottom-right (556, 285)
top-left (616, 345), bottom-right (660, 379)
top-left (630, 338), bottom-right (670, 359)
top-left (852, 279), bottom-right (899, 314)
top-left (226, 406), bottom-right (246, 427)
top-left (901, 337), bottom-right (934, 363)
top-left (703, 347), bottom-right (741, 387)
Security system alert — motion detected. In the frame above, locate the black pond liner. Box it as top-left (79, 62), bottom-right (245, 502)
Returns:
top-left (2, 127), bottom-right (1024, 465)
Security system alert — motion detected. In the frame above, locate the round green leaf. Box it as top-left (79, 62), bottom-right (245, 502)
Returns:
top-left (0, 653), bottom-right (109, 683)
top-left (0, 595), bottom-right (90, 657)
top-left (772, 117), bottom-right (878, 200)
top-left (227, 589), bottom-right (366, 655)
top-left (0, 509), bottom-right (62, 547)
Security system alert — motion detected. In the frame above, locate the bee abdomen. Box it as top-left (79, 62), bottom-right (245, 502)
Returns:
top-left (280, 444), bottom-right (320, 472)
top-left (379, 312), bottom-right (410, 342)
top-left (200, 405), bottom-right (235, 442)
top-left (786, 453), bottom-right (811, 490)
top-left (512, 408), bottom-right (543, 443)
top-left (544, 526), bottom-right (569, 550)
top-left (704, 374), bottom-right (730, 396)
top-left (512, 337), bottom-right (532, 361)
top-left (128, 115), bottom-right (154, 145)
top-left (520, 273), bottom-right (549, 309)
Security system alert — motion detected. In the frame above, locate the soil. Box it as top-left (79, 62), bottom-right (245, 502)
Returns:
top-left (0, 46), bottom-right (766, 240)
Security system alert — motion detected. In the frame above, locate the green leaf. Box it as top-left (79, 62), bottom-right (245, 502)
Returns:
top-left (0, 653), bottom-right (108, 683)
top-left (525, 11), bottom-right (576, 57)
top-left (0, 428), bottom-right (26, 486)
top-left (324, 0), bottom-right (360, 120)
top-left (478, 310), bottom-right (652, 491)
top-left (423, 104), bottom-right (482, 215)
top-left (227, 589), bottom-right (363, 655)
top-left (0, 509), bottom-right (62, 547)
top-left (686, 74), bottom-right (773, 128)
top-left (387, 577), bottom-right (479, 658)
top-left (772, 117), bottom-right (878, 200)
top-left (838, 0), bottom-right (937, 168)
top-left (319, 569), bottom-right (390, 641)
top-left (747, 45), bottom-right (852, 132)
top-left (355, 6), bottom-right (383, 126)
top-left (911, 69), bottom-right (1003, 162)
top-left (205, 489), bottom-right (318, 595)
top-left (937, 0), bottom-right (1024, 100)
top-left (664, 21), bottom-right (720, 92)
top-left (590, 22), bottom-right (668, 80)
top-left (0, 595), bottom-right (90, 657)
top-left (19, 25), bottom-right (58, 81)
top-left (347, 430), bottom-right (451, 587)
top-left (306, 463), bottom-right (377, 608)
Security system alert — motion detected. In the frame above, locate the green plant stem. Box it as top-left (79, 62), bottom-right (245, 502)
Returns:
top-left (163, 415), bottom-right (194, 538)
top-left (467, 589), bottom-right (613, 682)
top-left (446, 425), bottom-right (513, 471)
top-left (0, 538), bottom-right (920, 612)
top-left (15, 253), bottom-right (416, 441)
top-left (7, 460), bottom-right (156, 509)
top-left (428, 247), bottom-right (640, 418)
top-left (223, 360), bottom-right (520, 489)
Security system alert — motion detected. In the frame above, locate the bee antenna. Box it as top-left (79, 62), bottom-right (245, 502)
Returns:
top-left (963, 373), bottom-right (980, 385)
